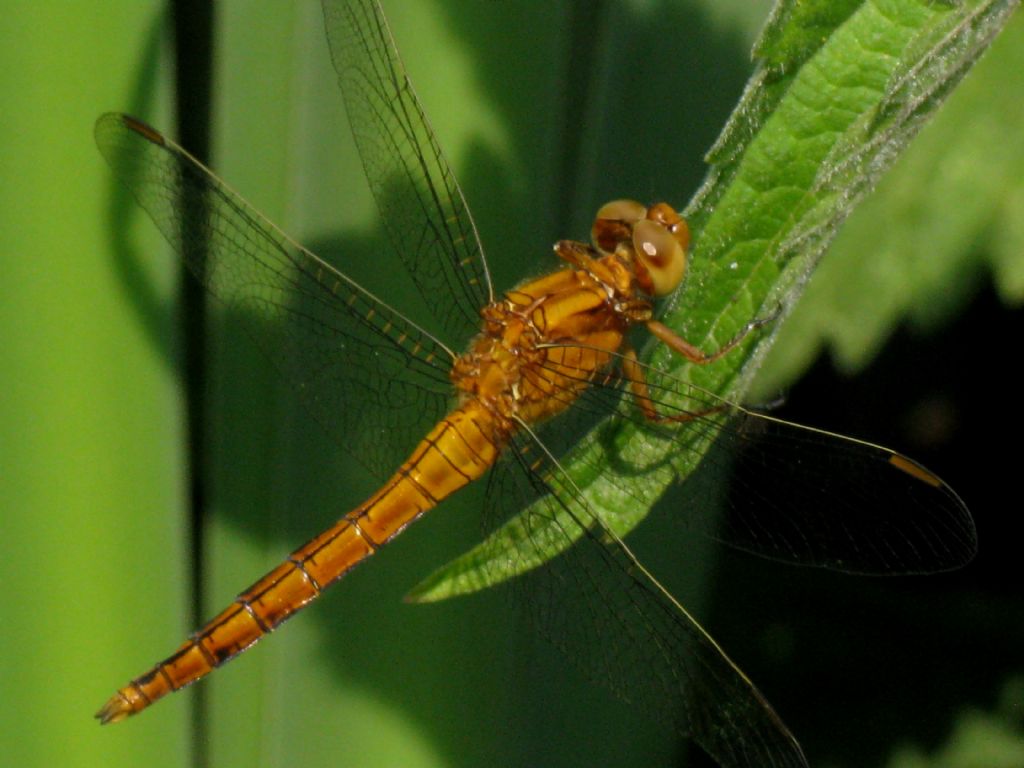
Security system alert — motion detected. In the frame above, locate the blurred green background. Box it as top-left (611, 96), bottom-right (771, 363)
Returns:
top-left (2, 2), bottom-right (1022, 767)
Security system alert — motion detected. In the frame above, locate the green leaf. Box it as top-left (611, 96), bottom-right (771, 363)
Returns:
top-left (410, 0), bottom-right (1019, 603)
top-left (887, 676), bottom-right (1024, 767)
top-left (757, 9), bottom-right (1024, 389)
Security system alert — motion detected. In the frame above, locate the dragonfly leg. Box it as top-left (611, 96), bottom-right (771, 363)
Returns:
top-left (552, 239), bottom-right (628, 291)
top-left (645, 304), bottom-right (780, 365)
top-left (553, 239), bottom-right (599, 270)
top-left (621, 346), bottom-right (726, 424)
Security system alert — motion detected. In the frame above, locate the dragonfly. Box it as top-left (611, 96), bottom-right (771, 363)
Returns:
top-left (94, 2), bottom-right (975, 766)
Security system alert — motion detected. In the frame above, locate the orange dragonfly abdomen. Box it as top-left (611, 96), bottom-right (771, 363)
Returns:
top-left (95, 400), bottom-right (503, 723)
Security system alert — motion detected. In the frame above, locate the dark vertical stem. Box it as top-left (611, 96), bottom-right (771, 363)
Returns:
top-left (171, 1), bottom-right (215, 765)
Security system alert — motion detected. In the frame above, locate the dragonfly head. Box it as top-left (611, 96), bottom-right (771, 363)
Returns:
top-left (591, 200), bottom-right (690, 297)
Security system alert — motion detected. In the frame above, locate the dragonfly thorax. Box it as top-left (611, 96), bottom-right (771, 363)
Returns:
top-left (451, 255), bottom-right (640, 432)
top-left (447, 203), bottom-right (692, 431)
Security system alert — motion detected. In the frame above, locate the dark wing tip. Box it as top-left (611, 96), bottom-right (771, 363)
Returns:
top-left (887, 450), bottom-right (977, 568)
top-left (95, 112), bottom-right (167, 148)
top-left (888, 453), bottom-right (944, 488)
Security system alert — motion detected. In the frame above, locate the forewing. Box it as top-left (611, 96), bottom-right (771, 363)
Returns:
top-left (95, 112), bottom-right (454, 479)
top-left (321, 0), bottom-right (493, 344)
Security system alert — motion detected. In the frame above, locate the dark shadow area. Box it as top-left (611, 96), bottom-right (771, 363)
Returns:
top-left (431, 0), bottom-right (755, 294)
top-left (698, 284), bottom-right (1023, 767)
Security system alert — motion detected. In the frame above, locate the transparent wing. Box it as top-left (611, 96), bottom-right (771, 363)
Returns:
top-left (567, 352), bottom-right (976, 574)
top-left (95, 112), bottom-right (455, 479)
top-left (485, 429), bottom-right (809, 768)
top-left (322, 0), bottom-right (493, 344)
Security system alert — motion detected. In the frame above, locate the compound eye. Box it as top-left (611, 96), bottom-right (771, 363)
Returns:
top-left (596, 199), bottom-right (646, 222)
top-left (632, 218), bottom-right (686, 296)
top-left (646, 202), bottom-right (691, 254)
top-left (592, 199), bottom-right (647, 253)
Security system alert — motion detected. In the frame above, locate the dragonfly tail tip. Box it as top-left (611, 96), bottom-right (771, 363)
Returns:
top-left (94, 694), bottom-right (133, 725)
